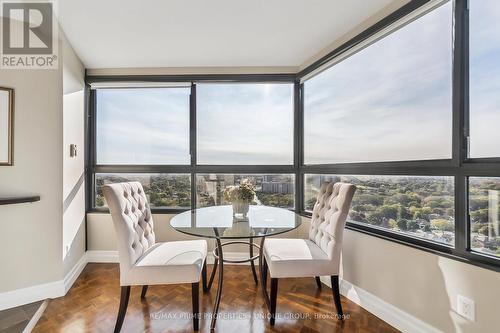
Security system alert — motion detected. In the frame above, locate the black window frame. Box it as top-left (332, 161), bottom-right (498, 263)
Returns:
top-left (85, 0), bottom-right (500, 272)
top-left (87, 76), bottom-right (300, 215)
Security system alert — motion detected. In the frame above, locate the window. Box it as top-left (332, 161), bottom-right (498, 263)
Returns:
top-left (196, 174), bottom-right (295, 209)
top-left (88, 0), bottom-right (500, 272)
top-left (196, 83), bottom-right (294, 165)
top-left (469, 177), bottom-right (500, 257)
top-left (95, 174), bottom-right (191, 209)
top-left (469, 0), bottom-right (500, 158)
top-left (96, 87), bottom-right (190, 165)
top-left (303, 2), bottom-right (453, 164)
top-left (305, 175), bottom-right (455, 246)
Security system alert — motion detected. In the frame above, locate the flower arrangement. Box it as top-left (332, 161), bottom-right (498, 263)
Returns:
top-left (223, 179), bottom-right (256, 203)
top-left (224, 179), bottom-right (255, 218)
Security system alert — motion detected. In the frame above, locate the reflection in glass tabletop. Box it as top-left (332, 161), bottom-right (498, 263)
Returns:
top-left (170, 205), bottom-right (302, 239)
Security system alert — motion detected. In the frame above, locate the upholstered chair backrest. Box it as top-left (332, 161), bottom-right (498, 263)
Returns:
top-left (103, 182), bottom-right (155, 270)
top-left (309, 182), bottom-right (356, 263)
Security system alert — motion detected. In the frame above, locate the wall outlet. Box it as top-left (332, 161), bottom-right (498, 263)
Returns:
top-left (457, 295), bottom-right (475, 321)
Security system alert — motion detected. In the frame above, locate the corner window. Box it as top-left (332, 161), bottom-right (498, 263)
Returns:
top-left (303, 2), bottom-right (453, 164)
top-left (469, 0), bottom-right (500, 158)
top-left (469, 177), bottom-right (500, 257)
top-left (305, 174), bottom-right (455, 246)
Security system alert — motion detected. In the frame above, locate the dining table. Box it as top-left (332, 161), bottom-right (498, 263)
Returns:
top-left (170, 204), bottom-right (302, 329)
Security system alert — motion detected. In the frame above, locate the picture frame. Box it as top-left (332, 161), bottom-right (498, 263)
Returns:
top-left (0, 87), bottom-right (14, 166)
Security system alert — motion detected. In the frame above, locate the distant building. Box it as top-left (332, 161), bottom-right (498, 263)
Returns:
top-left (261, 182), bottom-right (294, 194)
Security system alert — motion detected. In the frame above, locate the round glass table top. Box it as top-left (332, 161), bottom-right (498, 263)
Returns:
top-left (170, 205), bottom-right (302, 239)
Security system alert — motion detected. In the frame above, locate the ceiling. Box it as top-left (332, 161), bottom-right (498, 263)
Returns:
top-left (58, 0), bottom-right (408, 70)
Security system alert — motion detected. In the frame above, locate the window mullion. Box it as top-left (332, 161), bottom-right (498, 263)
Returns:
top-left (452, 0), bottom-right (469, 254)
top-left (190, 83), bottom-right (197, 209)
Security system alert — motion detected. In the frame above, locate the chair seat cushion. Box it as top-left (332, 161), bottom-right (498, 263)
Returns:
top-left (264, 238), bottom-right (338, 278)
top-left (121, 240), bottom-right (207, 286)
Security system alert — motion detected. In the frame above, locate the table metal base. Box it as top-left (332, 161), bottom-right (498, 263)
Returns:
top-left (207, 237), bottom-right (264, 330)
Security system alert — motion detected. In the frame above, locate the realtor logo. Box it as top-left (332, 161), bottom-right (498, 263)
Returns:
top-left (1, 0), bottom-right (58, 69)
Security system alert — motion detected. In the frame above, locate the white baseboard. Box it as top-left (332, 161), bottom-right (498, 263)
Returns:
top-left (86, 250), bottom-right (119, 263)
top-left (63, 254), bottom-right (87, 294)
top-left (0, 279), bottom-right (63, 311)
top-left (0, 253), bottom-right (87, 311)
top-left (320, 277), bottom-right (441, 333)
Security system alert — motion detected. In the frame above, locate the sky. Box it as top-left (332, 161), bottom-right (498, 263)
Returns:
top-left (196, 83), bottom-right (293, 164)
top-left (97, 88), bottom-right (191, 164)
top-left (97, 0), bottom-right (499, 165)
top-left (469, 0), bottom-right (500, 158)
top-left (304, 2), bottom-right (453, 164)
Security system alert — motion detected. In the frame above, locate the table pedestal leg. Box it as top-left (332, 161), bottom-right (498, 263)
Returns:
top-left (207, 247), bottom-right (218, 291)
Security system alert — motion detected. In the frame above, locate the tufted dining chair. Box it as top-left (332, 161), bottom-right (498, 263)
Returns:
top-left (262, 182), bottom-right (356, 325)
top-left (103, 182), bottom-right (208, 332)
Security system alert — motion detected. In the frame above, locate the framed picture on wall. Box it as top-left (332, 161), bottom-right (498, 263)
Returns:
top-left (0, 87), bottom-right (14, 166)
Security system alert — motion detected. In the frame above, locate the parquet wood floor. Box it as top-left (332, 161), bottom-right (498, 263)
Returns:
top-left (33, 264), bottom-right (399, 333)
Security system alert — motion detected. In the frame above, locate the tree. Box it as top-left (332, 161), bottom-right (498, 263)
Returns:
top-left (398, 205), bottom-right (412, 219)
top-left (470, 209), bottom-right (489, 224)
top-left (479, 225), bottom-right (496, 237)
top-left (377, 205), bottom-right (398, 220)
top-left (96, 196), bottom-right (105, 207)
top-left (469, 197), bottom-right (488, 211)
top-left (431, 219), bottom-right (454, 232)
top-left (367, 211), bottom-right (384, 226)
top-left (407, 220), bottom-right (419, 231)
top-left (397, 219), bottom-right (409, 231)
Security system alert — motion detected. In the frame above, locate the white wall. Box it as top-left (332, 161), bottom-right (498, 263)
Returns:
top-left (61, 33), bottom-right (85, 275)
top-left (87, 212), bottom-right (500, 332)
top-left (341, 230), bottom-right (500, 333)
top-left (0, 20), bottom-right (85, 294)
top-left (0, 52), bottom-right (63, 292)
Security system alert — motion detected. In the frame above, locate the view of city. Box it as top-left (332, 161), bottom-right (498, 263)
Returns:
top-left (196, 174), bottom-right (295, 208)
top-left (305, 175), bottom-right (456, 246)
top-left (95, 174), bottom-right (191, 208)
top-left (95, 173), bottom-right (500, 257)
top-left (469, 177), bottom-right (500, 257)
top-left (95, 173), bottom-right (295, 210)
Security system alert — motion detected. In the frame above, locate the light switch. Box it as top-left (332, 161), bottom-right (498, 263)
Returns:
top-left (70, 144), bottom-right (77, 157)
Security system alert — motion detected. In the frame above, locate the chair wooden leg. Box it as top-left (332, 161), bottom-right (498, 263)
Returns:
top-left (315, 276), bottom-right (322, 289)
top-left (331, 275), bottom-right (344, 319)
top-left (114, 286), bottom-right (130, 333)
top-left (192, 282), bottom-right (200, 331)
top-left (202, 261), bottom-right (208, 293)
top-left (262, 257), bottom-right (268, 291)
top-left (141, 285), bottom-right (148, 299)
top-left (270, 278), bottom-right (278, 326)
